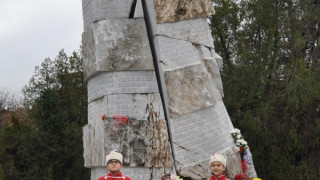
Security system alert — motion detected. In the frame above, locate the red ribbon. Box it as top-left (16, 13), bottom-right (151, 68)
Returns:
top-left (241, 159), bottom-right (247, 171)
top-left (101, 114), bottom-right (130, 133)
top-left (235, 156), bottom-right (250, 180)
top-left (235, 174), bottom-right (250, 180)
top-left (112, 114), bottom-right (129, 133)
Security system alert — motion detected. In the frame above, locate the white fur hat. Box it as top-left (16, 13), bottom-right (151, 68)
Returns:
top-left (106, 150), bottom-right (123, 164)
top-left (209, 154), bottom-right (226, 167)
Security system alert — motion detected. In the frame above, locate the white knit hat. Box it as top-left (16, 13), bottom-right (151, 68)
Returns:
top-left (106, 150), bottom-right (123, 164)
top-left (209, 154), bottom-right (226, 167)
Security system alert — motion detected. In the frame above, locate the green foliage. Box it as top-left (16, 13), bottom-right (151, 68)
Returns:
top-left (211, 0), bottom-right (320, 179)
top-left (0, 49), bottom-right (89, 179)
top-left (0, 165), bottom-right (3, 180)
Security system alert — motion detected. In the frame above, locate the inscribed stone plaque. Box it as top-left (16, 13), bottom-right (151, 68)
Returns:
top-left (157, 36), bottom-right (202, 71)
top-left (82, 0), bottom-right (134, 30)
top-left (170, 101), bottom-right (234, 168)
top-left (87, 71), bottom-right (159, 103)
top-left (157, 18), bottom-right (214, 48)
top-left (106, 93), bottom-right (165, 120)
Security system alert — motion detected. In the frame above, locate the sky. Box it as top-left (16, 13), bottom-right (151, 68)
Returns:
top-left (0, 0), bottom-right (83, 97)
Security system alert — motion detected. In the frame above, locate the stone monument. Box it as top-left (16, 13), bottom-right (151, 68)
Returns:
top-left (82, 0), bottom-right (257, 179)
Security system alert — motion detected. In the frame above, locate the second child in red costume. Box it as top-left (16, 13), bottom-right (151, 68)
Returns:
top-left (208, 154), bottom-right (229, 180)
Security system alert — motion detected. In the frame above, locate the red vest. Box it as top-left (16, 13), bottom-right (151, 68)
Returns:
top-left (209, 174), bottom-right (227, 180)
top-left (98, 172), bottom-right (131, 180)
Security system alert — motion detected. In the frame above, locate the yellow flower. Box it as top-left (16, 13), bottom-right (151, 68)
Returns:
top-left (252, 178), bottom-right (261, 180)
top-left (176, 176), bottom-right (183, 180)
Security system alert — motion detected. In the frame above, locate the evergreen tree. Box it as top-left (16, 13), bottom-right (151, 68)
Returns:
top-left (0, 49), bottom-right (89, 179)
top-left (211, 0), bottom-right (320, 179)
top-left (24, 49), bottom-right (89, 179)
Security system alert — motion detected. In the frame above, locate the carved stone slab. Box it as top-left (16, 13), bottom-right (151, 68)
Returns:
top-left (169, 101), bottom-right (235, 177)
top-left (83, 97), bottom-right (112, 167)
top-left (154, 0), bottom-right (215, 23)
top-left (83, 124), bottom-right (102, 167)
top-left (164, 63), bottom-right (222, 117)
top-left (87, 71), bottom-right (159, 103)
top-left (106, 93), bottom-right (165, 121)
top-left (82, 0), bottom-right (134, 30)
top-left (158, 36), bottom-right (202, 71)
top-left (87, 93), bottom-right (164, 122)
top-left (84, 97), bottom-right (107, 166)
top-left (157, 18), bottom-right (214, 48)
top-left (82, 19), bottom-right (154, 79)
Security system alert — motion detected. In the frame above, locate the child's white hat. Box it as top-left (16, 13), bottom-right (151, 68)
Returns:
top-left (106, 150), bottom-right (123, 164)
top-left (209, 154), bottom-right (226, 167)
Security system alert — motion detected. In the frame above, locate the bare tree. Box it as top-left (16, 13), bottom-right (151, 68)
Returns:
top-left (0, 87), bottom-right (22, 111)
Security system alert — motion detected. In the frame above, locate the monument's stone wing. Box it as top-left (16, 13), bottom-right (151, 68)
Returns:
top-left (82, 0), bottom-right (257, 179)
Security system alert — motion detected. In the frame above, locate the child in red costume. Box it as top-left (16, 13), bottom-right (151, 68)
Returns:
top-left (98, 151), bottom-right (131, 180)
top-left (209, 154), bottom-right (229, 180)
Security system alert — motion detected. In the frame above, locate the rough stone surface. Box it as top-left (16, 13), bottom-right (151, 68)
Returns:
top-left (178, 146), bottom-right (244, 179)
top-left (154, 0), bottom-right (215, 23)
top-left (196, 45), bottom-right (215, 60)
top-left (213, 52), bottom-right (223, 70)
top-left (82, 0), bottom-right (134, 30)
top-left (83, 122), bottom-right (105, 167)
top-left (103, 119), bottom-right (172, 167)
top-left (87, 71), bottom-right (159, 103)
top-left (179, 161), bottom-right (209, 180)
top-left (225, 146), bottom-right (243, 178)
top-left (165, 63), bottom-right (222, 117)
top-left (84, 117), bottom-right (173, 168)
top-left (82, 19), bottom-right (154, 79)
top-left (203, 58), bottom-right (224, 98)
top-left (84, 94), bottom-right (172, 167)
top-left (157, 18), bottom-right (214, 48)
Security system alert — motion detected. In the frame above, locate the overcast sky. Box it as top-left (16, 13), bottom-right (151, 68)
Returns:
top-left (0, 0), bottom-right (83, 97)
